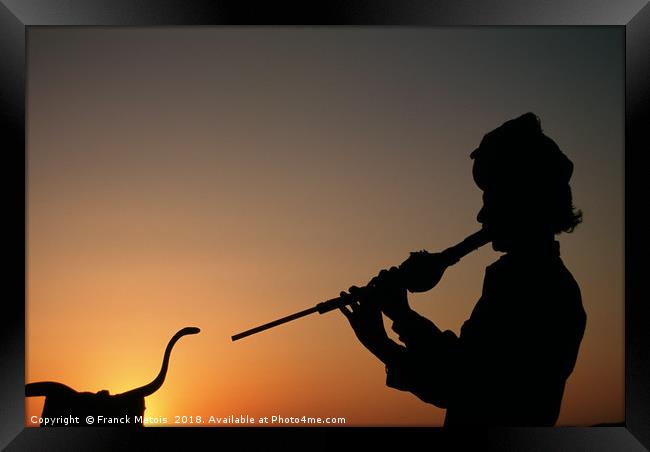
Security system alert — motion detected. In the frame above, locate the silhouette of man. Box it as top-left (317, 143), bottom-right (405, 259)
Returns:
top-left (340, 113), bottom-right (586, 426)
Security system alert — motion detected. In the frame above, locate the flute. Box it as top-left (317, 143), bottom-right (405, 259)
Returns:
top-left (231, 229), bottom-right (490, 342)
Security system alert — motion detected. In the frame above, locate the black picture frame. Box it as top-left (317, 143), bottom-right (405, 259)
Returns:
top-left (1, 1), bottom-right (648, 450)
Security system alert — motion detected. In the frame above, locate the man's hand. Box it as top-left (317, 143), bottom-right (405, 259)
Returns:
top-left (368, 267), bottom-right (413, 321)
top-left (339, 286), bottom-right (396, 361)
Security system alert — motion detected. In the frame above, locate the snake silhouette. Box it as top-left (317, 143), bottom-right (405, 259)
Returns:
top-left (26, 327), bottom-right (200, 427)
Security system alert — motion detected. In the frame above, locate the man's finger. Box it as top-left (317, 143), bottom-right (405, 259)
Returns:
top-left (346, 300), bottom-right (361, 313)
top-left (339, 306), bottom-right (352, 320)
top-left (348, 286), bottom-right (361, 297)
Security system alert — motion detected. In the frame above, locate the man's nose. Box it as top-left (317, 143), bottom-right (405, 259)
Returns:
top-left (477, 206), bottom-right (487, 223)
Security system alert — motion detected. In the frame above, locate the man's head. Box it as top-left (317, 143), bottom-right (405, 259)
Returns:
top-left (471, 113), bottom-right (582, 252)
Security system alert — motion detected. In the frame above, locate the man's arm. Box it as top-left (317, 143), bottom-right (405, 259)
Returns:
top-left (339, 267), bottom-right (463, 407)
top-left (384, 308), bottom-right (461, 408)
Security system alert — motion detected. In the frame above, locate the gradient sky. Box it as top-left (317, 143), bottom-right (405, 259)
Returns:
top-left (26, 27), bottom-right (623, 426)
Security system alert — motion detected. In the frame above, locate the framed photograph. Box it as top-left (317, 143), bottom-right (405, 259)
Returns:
top-left (1, 1), bottom-right (648, 450)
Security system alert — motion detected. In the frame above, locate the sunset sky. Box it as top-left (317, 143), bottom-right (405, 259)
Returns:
top-left (26, 27), bottom-right (623, 426)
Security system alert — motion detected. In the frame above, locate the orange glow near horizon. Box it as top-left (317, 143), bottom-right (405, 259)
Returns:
top-left (26, 27), bottom-right (623, 427)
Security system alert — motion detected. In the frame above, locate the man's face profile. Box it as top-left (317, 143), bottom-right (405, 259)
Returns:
top-left (476, 189), bottom-right (528, 252)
